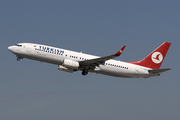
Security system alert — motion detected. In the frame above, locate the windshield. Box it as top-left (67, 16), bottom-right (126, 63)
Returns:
top-left (15, 44), bottom-right (22, 47)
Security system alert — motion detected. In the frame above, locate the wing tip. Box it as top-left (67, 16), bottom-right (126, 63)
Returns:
top-left (114, 46), bottom-right (126, 56)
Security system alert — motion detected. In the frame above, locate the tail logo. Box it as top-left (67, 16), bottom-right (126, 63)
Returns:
top-left (151, 52), bottom-right (163, 64)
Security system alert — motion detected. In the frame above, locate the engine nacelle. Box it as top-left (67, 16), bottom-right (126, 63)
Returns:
top-left (58, 65), bottom-right (73, 73)
top-left (62, 59), bottom-right (79, 69)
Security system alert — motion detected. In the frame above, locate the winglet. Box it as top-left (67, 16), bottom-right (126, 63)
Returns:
top-left (114, 46), bottom-right (126, 56)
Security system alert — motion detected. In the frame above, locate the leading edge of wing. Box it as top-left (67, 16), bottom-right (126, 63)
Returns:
top-left (79, 46), bottom-right (126, 66)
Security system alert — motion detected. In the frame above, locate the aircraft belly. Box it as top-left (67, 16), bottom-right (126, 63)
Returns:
top-left (97, 66), bottom-right (134, 78)
top-left (34, 55), bottom-right (64, 65)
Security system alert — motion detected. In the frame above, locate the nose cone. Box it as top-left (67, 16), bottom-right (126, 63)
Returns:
top-left (8, 46), bottom-right (14, 52)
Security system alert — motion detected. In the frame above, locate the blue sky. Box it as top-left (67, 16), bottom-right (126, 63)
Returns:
top-left (1, 0), bottom-right (180, 120)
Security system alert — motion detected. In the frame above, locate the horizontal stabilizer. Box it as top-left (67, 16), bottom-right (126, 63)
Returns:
top-left (148, 68), bottom-right (171, 74)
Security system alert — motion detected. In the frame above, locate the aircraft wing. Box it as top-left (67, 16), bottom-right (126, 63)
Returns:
top-left (79, 46), bottom-right (126, 69)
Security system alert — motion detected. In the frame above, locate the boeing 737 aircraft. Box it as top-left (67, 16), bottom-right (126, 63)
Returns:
top-left (8, 42), bottom-right (171, 78)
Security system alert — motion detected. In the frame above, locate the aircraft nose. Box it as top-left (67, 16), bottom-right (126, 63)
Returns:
top-left (8, 46), bottom-right (14, 52)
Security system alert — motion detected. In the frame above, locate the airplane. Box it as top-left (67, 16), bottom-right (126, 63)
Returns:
top-left (8, 42), bottom-right (171, 78)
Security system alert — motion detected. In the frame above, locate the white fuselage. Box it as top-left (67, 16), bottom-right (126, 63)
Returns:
top-left (8, 43), bottom-right (158, 78)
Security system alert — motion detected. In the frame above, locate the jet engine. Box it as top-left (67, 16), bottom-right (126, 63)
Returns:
top-left (62, 59), bottom-right (79, 69)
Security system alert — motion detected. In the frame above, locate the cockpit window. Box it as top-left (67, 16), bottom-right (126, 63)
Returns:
top-left (15, 44), bottom-right (22, 47)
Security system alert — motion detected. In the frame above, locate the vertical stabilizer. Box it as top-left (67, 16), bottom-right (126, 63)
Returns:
top-left (128, 42), bottom-right (171, 69)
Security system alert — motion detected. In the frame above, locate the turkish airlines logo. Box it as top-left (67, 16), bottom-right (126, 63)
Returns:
top-left (151, 52), bottom-right (163, 64)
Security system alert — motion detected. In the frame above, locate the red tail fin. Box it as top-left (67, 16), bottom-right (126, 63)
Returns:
top-left (128, 42), bottom-right (171, 69)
